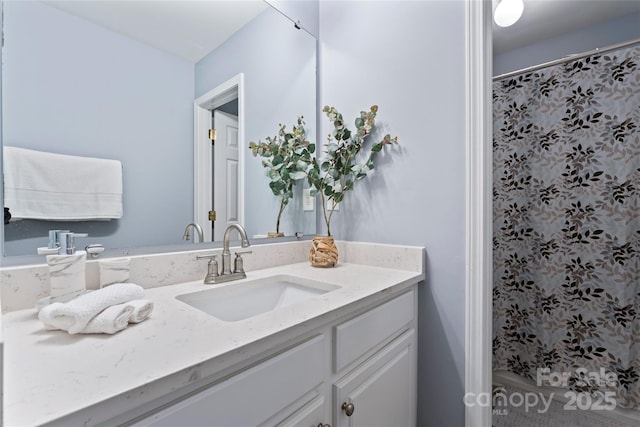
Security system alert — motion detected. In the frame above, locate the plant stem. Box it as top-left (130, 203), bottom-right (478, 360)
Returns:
top-left (327, 203), bottom-right (335, 236)
top-left (276, 198), bottom-right (286, 234)
top-left (320, 191), bottom-right (331, 236)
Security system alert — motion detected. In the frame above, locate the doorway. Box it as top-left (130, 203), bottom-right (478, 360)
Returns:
top-left (211, 107), bottom-right (239, 241)
top-left (194, 74), bottom-right (245, 242)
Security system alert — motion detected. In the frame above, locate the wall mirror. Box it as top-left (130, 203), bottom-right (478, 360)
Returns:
top-left (1, 0), bottom-right (317, 259)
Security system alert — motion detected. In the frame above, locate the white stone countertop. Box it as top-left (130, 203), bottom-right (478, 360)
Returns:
top-left (3, 261), bottom-right (423, 426)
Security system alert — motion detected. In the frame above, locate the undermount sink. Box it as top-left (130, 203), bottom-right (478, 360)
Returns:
top-left (176, 275), bottom-right (340, 322)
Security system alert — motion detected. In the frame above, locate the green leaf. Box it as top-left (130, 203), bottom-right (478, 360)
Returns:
top-left (345, 178), bottom-right (354, 188)
top-left (371, 142), bottom-right (383, 152)
top-left (290, 171), bottom-right (307, 180)
top-left (272, 180), bottom-right (286, 191)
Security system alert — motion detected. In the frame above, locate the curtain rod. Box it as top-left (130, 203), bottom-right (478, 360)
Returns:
top-left (493, 37), bottom-right (640, 82)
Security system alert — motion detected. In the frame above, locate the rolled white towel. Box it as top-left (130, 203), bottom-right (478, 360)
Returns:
top-left (81, 304), bottom-right (134, 334)
top-left (40, 303), bottom-right (74, 331)
top-left (38, 283), bottom-right (144, 334)
top-left (127, 299), bottom-right (154, 323)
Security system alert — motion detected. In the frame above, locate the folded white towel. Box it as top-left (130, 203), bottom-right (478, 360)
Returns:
top-left (81, 304), bottom-right (134, 334)
top-left (38, 283), bottom-right (144, 334)
top-left (3, 146), bottom-right (123, 220)
top-left (127, 299), bottom-right (154, 323)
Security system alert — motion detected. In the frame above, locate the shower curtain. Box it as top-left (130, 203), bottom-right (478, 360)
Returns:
top-left (492, 44), bottom-right (640, 409)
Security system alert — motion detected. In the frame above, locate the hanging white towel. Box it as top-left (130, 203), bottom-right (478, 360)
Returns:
top-left (3, 146), bottom-right (123, 220)
top-left (38, 283), bottom-right (144, 334)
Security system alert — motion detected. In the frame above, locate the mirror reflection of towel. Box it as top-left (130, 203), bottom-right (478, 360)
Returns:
top-left (3, 146), bottom-right (123, 221)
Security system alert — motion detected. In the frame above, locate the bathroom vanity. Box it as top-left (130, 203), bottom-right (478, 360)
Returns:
top-left (1, 241), bottom-right (424, 426)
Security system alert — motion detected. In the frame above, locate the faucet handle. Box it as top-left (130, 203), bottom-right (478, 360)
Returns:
top-left (196, 255), bottom-right (219, 283)
top-left (233, 250), bottom-right (252, 274)
top-left (196, 254), bottom-right (217, 260)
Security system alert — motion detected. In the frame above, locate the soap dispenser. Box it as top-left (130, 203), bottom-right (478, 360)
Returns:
top-left (46, 232), bottom-right (89, 304)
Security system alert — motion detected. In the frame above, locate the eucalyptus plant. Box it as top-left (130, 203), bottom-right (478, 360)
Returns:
top-left (308, 105), bottom-right (398, 236)
top-left (249, 117), bottom-right (315, 235)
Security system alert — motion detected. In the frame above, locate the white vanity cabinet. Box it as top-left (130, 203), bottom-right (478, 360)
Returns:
top-left (132, 335), bottom-right (326, 427)
top-left (331, 290), bottom-right (416, 427)
top-left (131, 287), bottom-right (417, 427)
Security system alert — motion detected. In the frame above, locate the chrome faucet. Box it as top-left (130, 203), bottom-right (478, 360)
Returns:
top-left (196, 223), bottom-right (251, 285)
top-left (221, 223), bottom-right (251, 275)
top-left (183, 223), bottom-right (204, 243)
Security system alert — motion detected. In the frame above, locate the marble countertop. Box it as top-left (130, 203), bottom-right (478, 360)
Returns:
top-left (3, 261), bottom-right (423, 426)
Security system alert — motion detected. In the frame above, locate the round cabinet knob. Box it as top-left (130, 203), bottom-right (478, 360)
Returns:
top-left (342, 401), bottom-right (355, 417)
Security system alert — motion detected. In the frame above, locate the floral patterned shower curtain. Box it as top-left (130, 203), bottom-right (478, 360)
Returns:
top-left (492, 44), bottom-right (640, 409)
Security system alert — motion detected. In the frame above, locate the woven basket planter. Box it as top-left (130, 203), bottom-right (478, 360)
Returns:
top-left (309, 235), bottom-right (339, 268)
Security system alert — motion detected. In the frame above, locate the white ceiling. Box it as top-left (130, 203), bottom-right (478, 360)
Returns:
top-left (493, 0), bottom-right (640, 55)
top-left (42, 1), bottom-right (640, 60)
top-left (44, 0), bottom-right (269, 63)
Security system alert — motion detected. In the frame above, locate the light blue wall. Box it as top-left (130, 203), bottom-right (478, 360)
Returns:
top-left (494, 12), bottom-right (640, 76)
top-left (0, 1), bottom-right (4, 255)
top-left (195, 7), bottom-right (316, 239)
top-left (319, 1), bottom-right (467, 426)
top-left (2, 1), bottom-right (194, 256)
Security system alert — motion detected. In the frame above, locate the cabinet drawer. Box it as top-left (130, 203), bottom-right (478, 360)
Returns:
top-left (134, 335), bottom-right (325, 427)
top-left (334, 289), bottom-right (414, 372)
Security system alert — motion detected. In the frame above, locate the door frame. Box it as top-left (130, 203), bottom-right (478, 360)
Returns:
top-left (465, 0), bottom-right (492, 426)
top-left (194, 74), bottom-right (245, 242)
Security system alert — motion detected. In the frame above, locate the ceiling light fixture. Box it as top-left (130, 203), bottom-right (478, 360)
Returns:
top-left (494, 0), bottom-right (524, 27)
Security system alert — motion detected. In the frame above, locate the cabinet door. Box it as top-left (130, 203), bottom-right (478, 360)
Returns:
top-left (277, 396), bottom-right (326, 427)
top-left (134, 335), bottom-right (324, 427)
top-left (333, 330), bottom-right (416, 427)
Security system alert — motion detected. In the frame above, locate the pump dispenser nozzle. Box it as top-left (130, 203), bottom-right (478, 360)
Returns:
top-left (59, 232), bottom-right (88, 255)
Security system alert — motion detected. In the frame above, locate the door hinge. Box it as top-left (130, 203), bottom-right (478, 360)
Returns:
top-left (208, 210), bottom-right (216, 221)
top-left (209, 129), bottom-right (217, 141)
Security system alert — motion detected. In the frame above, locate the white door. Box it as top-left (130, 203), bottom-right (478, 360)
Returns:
top-left (213, 110), bottom-right (239, 241)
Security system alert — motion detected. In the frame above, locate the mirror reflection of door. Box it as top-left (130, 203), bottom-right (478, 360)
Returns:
top-left (212, 108), bottom-right (239, 241)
